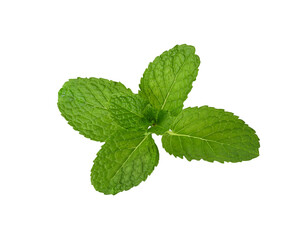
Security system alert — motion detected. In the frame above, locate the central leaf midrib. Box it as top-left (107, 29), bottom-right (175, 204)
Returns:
top-left (160, 55), bottom-right (191, 111)
top-left (109, 134), bottom-right (150, 181)
top-left (167, 131), bottom-right (222, 144)
top-left (166, 131), bottom-right (257, 155)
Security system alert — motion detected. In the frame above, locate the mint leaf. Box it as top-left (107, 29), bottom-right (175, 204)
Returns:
top-left (142, 104), bottom-right (157, 124)
top-left (148, 110), bottom-right (174, 135)
top-left (162, 106), bottom-right (260, 163)
top-left (58, 77), bottom-right (132, 142)
top-left (109, 94), bottom-right (151, 130)
top-left (91, 131), bottom-right (159, 195)
top-left (139, 44), bottom-right (200, 116)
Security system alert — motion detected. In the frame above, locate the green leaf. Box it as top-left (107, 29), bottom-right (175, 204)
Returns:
top-left (139, 44), bottom-right (200, 116)
top-left (58, 77), bottom-right (132, 142)
top-left (162, 106), bottom-right (260, 163)
top-left (91, 131), bottom-right (159, 195)
top-left (148, 110), bottom-right (174, 135)
top-left (142, 104), bottom-right (157, 124)
top-left (109, 94), bottom-right (151, 130)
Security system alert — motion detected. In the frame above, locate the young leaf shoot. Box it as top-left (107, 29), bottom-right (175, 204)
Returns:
top-left (58, 44), bottom-right (260, 195)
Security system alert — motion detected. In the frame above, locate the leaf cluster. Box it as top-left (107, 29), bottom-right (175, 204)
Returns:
top-left (58, 44), bottom-right (260, 195)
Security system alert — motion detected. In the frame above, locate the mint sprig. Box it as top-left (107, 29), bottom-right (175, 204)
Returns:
top-left (58, 44), bottom-right (260, 195)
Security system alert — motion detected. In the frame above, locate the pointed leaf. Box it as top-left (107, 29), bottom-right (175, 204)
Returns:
top-left (91, 131), bottom-right (159, 195)
top-left (139, 44), bottom-right (200, 116)
top-left (58, 77), bottom-right (132, 142)
top-left (162, 106), bottom-right (260, 163)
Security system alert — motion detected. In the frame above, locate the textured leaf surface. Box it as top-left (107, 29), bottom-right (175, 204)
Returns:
top-left (148, 110), bottom-right (174, 135)
top-left (139, 44), bottom-right (200, 116)
top-left (109, 94), bottom-right (150, 130)
top-left (58, 77), bottom-right (132, 142)
top-left (142, 104), bottom-right (157, 124)
top-left (91, 131), bottom-right (159, 195)
top-left (162, 106), bottom-right (260, 163)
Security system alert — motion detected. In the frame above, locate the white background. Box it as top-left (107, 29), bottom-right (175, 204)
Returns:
top-left (1, 0), bottom-right (301, 239)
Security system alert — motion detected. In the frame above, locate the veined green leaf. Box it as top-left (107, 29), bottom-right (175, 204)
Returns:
top-left (148, 110), bottom-right (174, 135)
top-left (142, 104), bottom-right (157, 124)
top-left (162, 106), bottom-right (260, 163)
top-left (91, 131), bottom-right (159, 195)
top-left (139, 44), bottom-right (200, 116)
top-left (58, 77), bottom-right (132, 142)
top-left (109, 94), bottom-right (151, 130)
